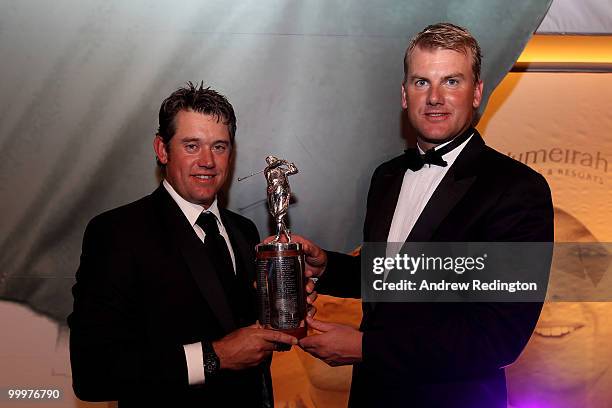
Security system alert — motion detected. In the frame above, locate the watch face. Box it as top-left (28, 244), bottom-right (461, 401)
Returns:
top-left (204, 353), bottom-right (219, 375)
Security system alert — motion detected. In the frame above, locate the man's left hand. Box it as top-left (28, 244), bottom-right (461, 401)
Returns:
top-left (299, 316), bottom-right (362, 366)
top-left (305, 278), bottom-right (317, 317)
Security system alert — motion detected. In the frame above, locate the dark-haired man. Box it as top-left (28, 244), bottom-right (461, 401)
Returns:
top-left (296, 23), bottom-right (553, 407)
top-left (69, 83), bottom-right (296, 407)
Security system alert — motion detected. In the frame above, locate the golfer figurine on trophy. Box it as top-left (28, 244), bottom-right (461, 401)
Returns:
top-left (239, 155), bottom-right (307, 339)
top-left (264, 156), bottom-right (298, 242)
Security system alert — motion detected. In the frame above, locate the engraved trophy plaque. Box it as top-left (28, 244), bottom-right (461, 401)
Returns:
top-left (240, 156), bottom-right (307, 339)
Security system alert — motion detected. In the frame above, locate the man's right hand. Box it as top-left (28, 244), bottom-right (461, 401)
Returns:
top-left (212, 325), bottom-right (297, 370)
top-left (291, 234), bottom-right (327, 279)
top-left (263, 234), bottom-right (328, 279)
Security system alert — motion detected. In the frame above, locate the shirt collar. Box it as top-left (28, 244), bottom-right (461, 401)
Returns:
top-left (162, 179), bottom-right (223, 227)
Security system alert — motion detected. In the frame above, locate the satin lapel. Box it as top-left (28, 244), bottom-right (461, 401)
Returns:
top-left (407, 132), bottom-right (485, 242)
top-left (152, 186), bottom-right (236, 334)
top-left (369, 166), bottom-right (406, 242)
top-left (365, 163), bottom-right (405, 315)
top-left (221, 211), bottom-right (254, 282)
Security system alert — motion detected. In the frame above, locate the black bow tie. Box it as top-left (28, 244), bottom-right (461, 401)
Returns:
top-left (403, 128), bottom-right (474, 171)
top-left (403, 148), bottom-right (446, 171)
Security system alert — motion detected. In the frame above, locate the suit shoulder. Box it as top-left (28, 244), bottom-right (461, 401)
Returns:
top-left (222, 208), bottom-right (256, 227)
top-left (481, 146), bottom-right (550, 190)
top-left (222, 209), bottom-right (259, 236)
top-left (86, 194), bottom-right (154, 234)
top-left (370, 154), bottom-right (405, 180)
top-left (374, 154), bottom-right (405, 173)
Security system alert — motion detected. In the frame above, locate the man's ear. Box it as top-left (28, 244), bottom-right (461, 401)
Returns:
top-left (472, 80), bottom-right (483, 109)
top-left (401, 83), bottom-right (408, 109)
top-left (153, 135), bottom-right (169, 165)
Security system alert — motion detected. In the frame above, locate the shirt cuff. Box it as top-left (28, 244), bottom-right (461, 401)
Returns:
top-left (183, 342), bottom-right (205, 385)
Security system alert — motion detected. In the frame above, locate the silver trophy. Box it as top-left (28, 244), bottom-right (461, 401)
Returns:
top-left (239, 156), bottom-right (307, 338)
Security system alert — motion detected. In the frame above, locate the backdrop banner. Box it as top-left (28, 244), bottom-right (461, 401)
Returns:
top-left (0, 1), bottom-right (551, 321)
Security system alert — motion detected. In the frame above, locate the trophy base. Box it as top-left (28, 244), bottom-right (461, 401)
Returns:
top-left (269, 324), bottom-right (308, 352)
top-left (266, 323), bottom-right (307, 340)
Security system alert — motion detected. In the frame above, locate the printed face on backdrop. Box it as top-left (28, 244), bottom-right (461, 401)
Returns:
top-left (402, 46), bottom-right (483, 150)
top-left (154, 110), bottom-right (232, 209)
top-left (507, 209), bottom-right (612, 405)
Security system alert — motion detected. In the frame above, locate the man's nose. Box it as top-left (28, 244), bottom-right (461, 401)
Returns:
top-left (197, 148), bottom-right (215, 168)
top-left (427, 86), bottom-right (443, 105)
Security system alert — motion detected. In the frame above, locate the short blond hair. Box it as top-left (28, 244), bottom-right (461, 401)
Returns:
top-left (404, 22), bottom-right (482, 83)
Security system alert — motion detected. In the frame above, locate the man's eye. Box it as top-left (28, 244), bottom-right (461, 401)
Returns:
top-left (415, 80), bottom-right (427, 87)
top-left (447, 78), bottom-right (459, 86)
top-left (185, 143), bottom-right (198, 152)
top-left (212, 144), bottom-right (227, 153)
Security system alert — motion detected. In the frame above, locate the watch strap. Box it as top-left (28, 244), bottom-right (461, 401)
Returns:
top-left (202, 340), bottom-right (220, 377)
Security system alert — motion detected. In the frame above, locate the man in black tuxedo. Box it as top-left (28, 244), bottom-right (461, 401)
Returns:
top-left (296, 23), bottom-right (553, 407)
top-left (68, 83), bottom-right (297, 407)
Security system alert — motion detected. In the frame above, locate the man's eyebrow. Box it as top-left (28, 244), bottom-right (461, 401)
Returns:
top-left (179, 137), bottom-right (200, 143)
top-left (178, 137), bottom-right (229, 144)
top-left (443, 72), bottom-right (465, 80)
top-left (409, 72), bottom-right (466, 82)
top-left (408, 74), bottom-right (428, 81)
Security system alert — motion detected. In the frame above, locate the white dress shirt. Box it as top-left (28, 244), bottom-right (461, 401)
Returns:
top-left (387, 133), bottom-right (473, 243)
top-left (162, 180), bottom-right (236, 386)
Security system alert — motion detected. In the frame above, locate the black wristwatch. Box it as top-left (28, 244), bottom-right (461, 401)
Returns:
top-left (202, 340), bottom-right (220, 377)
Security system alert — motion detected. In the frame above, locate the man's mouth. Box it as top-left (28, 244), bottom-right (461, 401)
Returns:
top-left (424, 112), bottom-right (450, 120)
top-left (193, 175), bottom-right (215, 180)
top-left (533, 324), bottom-right (584, 338)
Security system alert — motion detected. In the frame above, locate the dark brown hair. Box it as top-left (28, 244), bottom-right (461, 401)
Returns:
top-left (156, 82), bottom-right (236, 167)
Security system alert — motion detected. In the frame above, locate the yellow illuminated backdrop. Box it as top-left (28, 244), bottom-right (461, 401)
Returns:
top-left (271, 35), bottom-right (612, 408)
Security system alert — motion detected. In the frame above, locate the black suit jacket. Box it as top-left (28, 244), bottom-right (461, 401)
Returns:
top-left (68, 185), bottom-right (271, 407)
top-left (317, 131), bottom-right (553, 408)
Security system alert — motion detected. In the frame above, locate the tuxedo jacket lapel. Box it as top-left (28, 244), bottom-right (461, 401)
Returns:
top-left (222, 211), bottom-right (253, 281)
top-left (362, 164), bottom-right (405, 315)
top-left (407, 132), bottom-right (485, 242)
top-left (152, 187), bottom-right (236, 334)
top-left (369, 167), bottom-right (405, 242)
